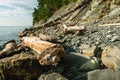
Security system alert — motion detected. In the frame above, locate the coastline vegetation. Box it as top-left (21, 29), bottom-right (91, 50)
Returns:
top-left (32, 0), bottom-right (77, 24)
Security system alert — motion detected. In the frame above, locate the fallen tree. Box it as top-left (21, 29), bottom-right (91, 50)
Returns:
top-left (0, 40), bottom-right (17, 58)
top-left (21, 37), bottom-right (65, 66)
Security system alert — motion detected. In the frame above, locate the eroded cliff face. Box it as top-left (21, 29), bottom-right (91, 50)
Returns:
top-left (34, 0), bottom-right (120, 27)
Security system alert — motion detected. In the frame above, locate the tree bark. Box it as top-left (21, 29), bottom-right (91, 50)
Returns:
top-left (21, 37), bottom-right (65, 66)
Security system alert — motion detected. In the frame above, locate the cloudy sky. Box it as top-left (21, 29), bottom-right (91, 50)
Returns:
top-left (0, 0), bottom-right (38, 26)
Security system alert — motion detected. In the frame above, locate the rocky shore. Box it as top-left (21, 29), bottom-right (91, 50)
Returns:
top-left (0, 0), bottom-right (120, 80)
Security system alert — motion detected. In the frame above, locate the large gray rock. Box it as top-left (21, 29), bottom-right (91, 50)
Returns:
top-left (101, 46), bottom-right (120, 68)
top-left (87, 69), bottom-right (120, 80)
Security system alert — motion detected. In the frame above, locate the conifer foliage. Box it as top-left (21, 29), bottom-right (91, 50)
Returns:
top-left (32, 0), bottom-right (76, 24)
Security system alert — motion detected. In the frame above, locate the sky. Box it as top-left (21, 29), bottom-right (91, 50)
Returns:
top-left (0, 0), bottom-right (38, 26)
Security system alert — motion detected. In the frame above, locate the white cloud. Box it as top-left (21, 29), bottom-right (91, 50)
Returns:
top-left (0, 0), bottom-right (38, 17)
top-left (0, 0), bottom-right (38, 26)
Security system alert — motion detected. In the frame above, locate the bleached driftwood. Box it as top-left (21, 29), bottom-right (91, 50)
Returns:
top-left (62, 24), bottom-right (85, 32)
top-left (0, 40), bottom-right (17, 58)
top-left (39, 33), bottom-right (53, 41)
top-left (98, 23), bottom-right (120, 27)
top-left (21, 37), bottom-right (65, 66)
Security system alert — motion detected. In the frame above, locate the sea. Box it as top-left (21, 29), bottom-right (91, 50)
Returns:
top-left (0, 26), bottom-right (31, 46)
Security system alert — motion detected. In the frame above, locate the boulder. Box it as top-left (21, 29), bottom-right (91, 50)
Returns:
top-left (0, 52), bottom-right (43, 80)
top-left (38, 72), bottom-right (68, 80)
top-left (101, 46), bottom-right (120, 68)
top-left (87, 69), bottom-right (120, 80)
top-left (63, 53), bottom-right (99, 70)
top-left (80, 57), bottom-right (99, 70)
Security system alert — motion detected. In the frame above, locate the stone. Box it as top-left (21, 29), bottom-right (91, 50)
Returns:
top-left (62, 53), bottom-right (96, 71)
top-left (81, 45), bottom-right (97, 57)
top-left (0, 52), bottom-right (43, 80)
top-left (63, 53), bottom-right (90, 67)
top-left (106, 34), bottom-right (112, 38)
top-left (79, 44), bottom-right (90, 49)
top-left (101, 46), bottom-right (120, 69)
top-left (111, 36), bottom-right (120, 42)
top-left (87, 69), bottom-right (120, 80)
top-left (80, 57), bottom-right (99, 70)
top-left (39, 33), bottom-right (54, 41)
top-left (38, 72), bottom-right (68, 80)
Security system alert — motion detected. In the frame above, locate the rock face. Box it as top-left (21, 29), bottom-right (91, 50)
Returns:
top-left (101, 46), bottom-right (120, 69)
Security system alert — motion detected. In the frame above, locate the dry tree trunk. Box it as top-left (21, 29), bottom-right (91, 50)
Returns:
top-left (0, 40), bottom-right (17, 58)
top-left (98, 23), bottom-right (120, 27)
top-left (62, 24), bottom-right (85, 32)
top-left (21, 37), bottom-right (65, 66)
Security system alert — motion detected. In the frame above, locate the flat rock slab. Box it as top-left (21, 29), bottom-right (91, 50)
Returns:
top-left (62, 53), bottom-right (90, 67)
top-left (63, 53), bottom-right (99, 70)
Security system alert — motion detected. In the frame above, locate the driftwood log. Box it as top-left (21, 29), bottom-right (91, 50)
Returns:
top-left (98, 23), bottom-right (120, 27)
top-left (0, 40), bottom-right (17, 58)
top-left (62, 24), bottom-right (85, 32)
top-left (21, 37), bottom-right (65, 66)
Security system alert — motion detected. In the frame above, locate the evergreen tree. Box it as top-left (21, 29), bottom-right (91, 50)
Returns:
top-left (32, 0), bottom-right (77, 24)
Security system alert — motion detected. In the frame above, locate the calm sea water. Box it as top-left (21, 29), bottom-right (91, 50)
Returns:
top-left (0, 26), bottom-right (30, 46)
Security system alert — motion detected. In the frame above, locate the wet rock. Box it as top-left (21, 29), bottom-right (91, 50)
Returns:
top-left (63, 53), bottom-right (90, 67)
top-left (87, 69), bottom-right (120, 80)
top-left (79, 44), bottom-right (90, 49)
top-left (38, 72), bottom-right (68, 80)
top-left (80, 57), bottom-right (99, 70)
top-left (101, 46), bottom-right (120, 68)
